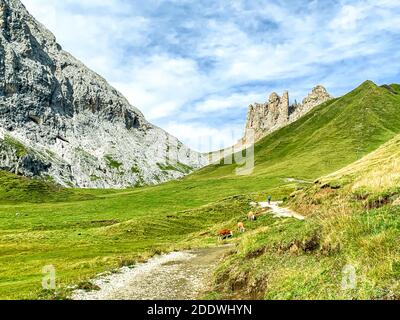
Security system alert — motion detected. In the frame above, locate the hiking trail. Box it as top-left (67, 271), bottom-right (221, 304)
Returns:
top-left (259, 201), bottom-right (306, 220)
top-left (73, 246), bottom-right (232, 300)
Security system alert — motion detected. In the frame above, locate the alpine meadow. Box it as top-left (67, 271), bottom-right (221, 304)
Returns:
top-left (1, 0), bottom-right (400, 302)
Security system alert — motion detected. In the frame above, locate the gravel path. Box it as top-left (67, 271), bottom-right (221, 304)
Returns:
top-left (259, 201), bottom-right (305, 220)
top-left (73, 246), bottom-right (232, 300)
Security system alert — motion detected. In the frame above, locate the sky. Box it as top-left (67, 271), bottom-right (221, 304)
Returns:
top-left (22, 0), bottom-right (400, 152)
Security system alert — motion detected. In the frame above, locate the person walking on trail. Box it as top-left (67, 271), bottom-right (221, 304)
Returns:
top-left (268, 195), bottom-right (272, 205)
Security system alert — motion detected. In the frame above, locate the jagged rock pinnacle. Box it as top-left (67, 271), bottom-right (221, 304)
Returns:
top-left (245, 85), bottom-right (333, 142)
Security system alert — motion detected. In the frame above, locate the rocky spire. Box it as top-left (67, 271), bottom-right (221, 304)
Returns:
top-left (244, 85), bottom-right (333, 143)
top-left (290, 85), bottom-right (333, 122)
top-left (245, 91), bottom-right (290, 142)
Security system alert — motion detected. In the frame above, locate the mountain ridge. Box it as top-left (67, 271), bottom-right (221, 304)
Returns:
top-left (196, 80), bottom-right (400, 182)
top-left (0, 0), bottom-right (207, 188)
top-left (243, 85), bottom-right (333, 143)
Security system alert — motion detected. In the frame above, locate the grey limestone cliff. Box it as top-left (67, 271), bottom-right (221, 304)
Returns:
top-left (0, 0), bottom-right (207, 188)
top-left (244, 85), bottom-right (333, 143)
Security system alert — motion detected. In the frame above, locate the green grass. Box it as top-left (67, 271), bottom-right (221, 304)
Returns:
top-left (210, 133), bottom-right (400, 300)
top-left (131, 165), bottom-right (140, 174)
top-left (210, 202), bottom-right (400, 299)
top-left (1, 81), bottom-right (400, 299)
top-left (0, 171), bottom-right (99, 204)
top-left (321, 133), bottom-right (400, 193)
top-left (157, 162), bottom-right (194, 173)
top-left (389, 84), bottom-right (400, 94)
top-left (76, 148), bottom-right (98, 162)
top-left (90, 175), bottom-right (101, 182)
top-left (175, 162), bottom-right (194, 173)
top-left (1, 135), bottom-right (28, 158)
top-left (157, 163), bottom-right (178, 171)
top-left (0, 192), bottom-right (256, 299)
top-left (104, 155), bottom-right (123, 170)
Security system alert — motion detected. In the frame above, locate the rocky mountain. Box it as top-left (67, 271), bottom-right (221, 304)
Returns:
top-left (244, 85), bottom-right (333, 143)
top-left (0, 0), bottom-right (207, 188)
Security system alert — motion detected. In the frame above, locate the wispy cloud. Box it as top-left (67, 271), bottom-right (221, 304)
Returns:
top-left (23, 0), bottom-right (400, 152)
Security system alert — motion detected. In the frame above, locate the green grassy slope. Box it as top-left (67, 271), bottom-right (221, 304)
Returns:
top-left (194, 80), bottom-right (400, 180)
top-left (211, 134), bottom-right (400, 300)
top-left (388, 84), bottom-right (400, 94)
top-left (0, 170), bottom-right (293, 299)
top-left (0, 171), bottom-right (99, 204)
top-left (321, 133), bottom-right (400, 193)
top-left (0, 192), bottom-right (253, 299)
top-left (1, 80), bottom-right (400, 299)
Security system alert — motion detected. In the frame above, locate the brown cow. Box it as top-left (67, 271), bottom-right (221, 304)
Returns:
top-left (218, 229), bottom-right (233, 241)
top-left (237, 222), bottom-right (245, 233)
top-left (247, 211), bottom-right (256, 221)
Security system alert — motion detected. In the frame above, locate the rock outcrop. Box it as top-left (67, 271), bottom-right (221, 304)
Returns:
top-left (0, 0), bottom-right (207, 188)
top-left (289, 85), bottom-right (334, 122)
top-left (244, 85), bottom-right (333, 143)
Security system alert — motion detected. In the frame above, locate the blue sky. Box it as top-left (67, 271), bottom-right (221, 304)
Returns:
top-left (23, 0), bottom-right (400, 152)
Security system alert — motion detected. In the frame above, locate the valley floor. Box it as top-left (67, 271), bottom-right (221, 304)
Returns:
top-left (1, 82), bottom-right (400, 300)
top-left (73, 203), bottom-right (304, 301)
top-left (2, 166), bottom-right (399, 300)
top-left (0, 170), bottom-right (296, 300)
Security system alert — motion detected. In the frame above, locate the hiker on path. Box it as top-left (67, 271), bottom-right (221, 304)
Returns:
top-left (268, 195), bottom-right (272, 205)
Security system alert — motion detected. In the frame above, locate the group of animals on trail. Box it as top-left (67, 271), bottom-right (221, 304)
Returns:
top-left (217, 200), bottom-right (270, 241)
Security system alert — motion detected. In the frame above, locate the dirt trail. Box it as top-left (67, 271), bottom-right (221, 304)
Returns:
top-left (73, 246), bottom-right (232, 300)
top-left (259, 201), bottom-right (305, 220)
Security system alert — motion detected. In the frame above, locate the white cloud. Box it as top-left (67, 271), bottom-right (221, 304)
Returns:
top-left (21, 0), bottom-right (400, 151)
top-left (194, 92), bottom-right (265, 113)
top-left (330, 5), bottom-right (366, 30)
top-left (163, 122), bottom-right (244, 153)
top-left (24, 0), bottom-right (150, 77)
top-left (112, 55), bottom-right (210, 120)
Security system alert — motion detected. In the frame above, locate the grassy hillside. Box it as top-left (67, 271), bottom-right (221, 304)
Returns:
top-left (0, 192), bottom-right (254, 299)
top-left (210, 134), bottom-right (400, 300)
top-left (1, 80), bottom-right (400, 299)
top-left (194, 80), bottom-right (400, 180)
top-left (321, 133), bottom-right (400, 193)
top-left (0, 170), bottom-right (99, 204)
top-left (0, 172), bottom-right (292, 300)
